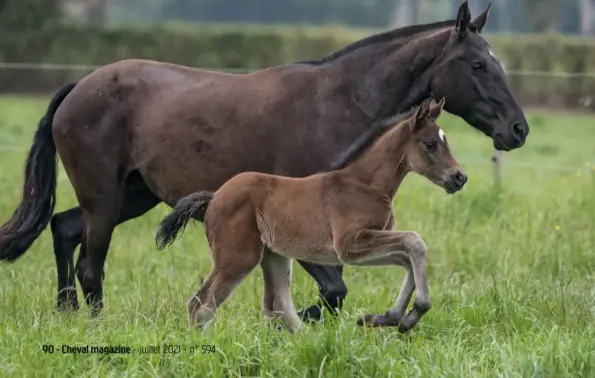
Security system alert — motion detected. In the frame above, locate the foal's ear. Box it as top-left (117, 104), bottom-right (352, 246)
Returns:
top-left (411, 98), bottom-right (432, 133)
top-left (455, 1), bottom-right (471, 38)
top-left (428, 97), bottom-right (446, 120)
top-left (471, 2), bottom-right (492, 34)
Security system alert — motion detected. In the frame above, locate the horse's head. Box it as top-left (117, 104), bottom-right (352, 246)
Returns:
top-left (430, 1), bottom-right (529, 151)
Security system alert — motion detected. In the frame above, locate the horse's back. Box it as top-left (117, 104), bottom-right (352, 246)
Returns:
top-left (48, 57), bottom-right (343, 209)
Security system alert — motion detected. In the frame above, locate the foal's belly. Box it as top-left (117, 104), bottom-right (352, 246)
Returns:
top-left (268, 243), bottom-right (341, 265)
top-left (260, 225), bottom-right (339, 264)
top-left (256, 201), bottom-right (340, 265)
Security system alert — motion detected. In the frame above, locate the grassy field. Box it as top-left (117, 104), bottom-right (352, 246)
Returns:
top-left (0, 95), bottom-right (594, 377)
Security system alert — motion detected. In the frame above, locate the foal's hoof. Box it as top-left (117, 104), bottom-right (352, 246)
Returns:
top-left (397, 317), bottom-right (416, 334)
top-left (356, 313), bottom-right (400, 328)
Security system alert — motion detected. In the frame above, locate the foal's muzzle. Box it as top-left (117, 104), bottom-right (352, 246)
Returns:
top-left (443, 170), bottom-right (467, 194)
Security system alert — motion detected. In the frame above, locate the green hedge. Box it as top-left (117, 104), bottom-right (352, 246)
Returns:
top-left (1, 22), bottom-right (594, 109)
top-left (2, 23), bottom-right (595, 71)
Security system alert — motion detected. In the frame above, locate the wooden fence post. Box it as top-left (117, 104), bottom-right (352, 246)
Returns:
top-left (491, 149), bottom-right (503, 182)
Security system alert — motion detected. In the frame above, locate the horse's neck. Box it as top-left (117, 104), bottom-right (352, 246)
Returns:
top-left (344, 125), bottom-right (410, 198)
top-left (328, 30), bottom-right (449, 121)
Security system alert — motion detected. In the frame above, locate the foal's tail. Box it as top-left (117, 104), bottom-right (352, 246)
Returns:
top-left (0, 82), bottom-right (77, 262)
top-left (155, 191), bottom-right (215, 250)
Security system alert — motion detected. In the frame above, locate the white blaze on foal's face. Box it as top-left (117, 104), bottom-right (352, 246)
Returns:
top-left (438, 128), bottom-right (447, 144)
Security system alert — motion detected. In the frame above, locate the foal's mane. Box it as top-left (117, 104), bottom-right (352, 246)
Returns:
top-left (325, 108), bottom-right (417, 172)
top-left (296, 19), bottom-right (455, 66)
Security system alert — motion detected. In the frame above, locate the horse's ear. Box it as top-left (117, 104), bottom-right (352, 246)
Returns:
top-left (471, 2), bottom-right (492, 33)
top-left (411, 98), bottom-right (432, 133)
top-left (455, 1), bottom-right (471, 38)
top-left (428, 97), bottom-right (446, 120)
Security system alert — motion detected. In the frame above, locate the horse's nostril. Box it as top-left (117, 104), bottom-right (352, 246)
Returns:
top-left (511, 121), bottom-right (525, 139)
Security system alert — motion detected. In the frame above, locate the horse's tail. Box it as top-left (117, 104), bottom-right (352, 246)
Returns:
top-left (0, 82), bottom-right (77, 262)
top-left (155, 191), bottom-right (215, 250)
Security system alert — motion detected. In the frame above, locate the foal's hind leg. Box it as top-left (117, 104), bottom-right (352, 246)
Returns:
top-left (187, 233), bottom-right (263, 329)
top-left (261, 250), bottom-right (301, 333)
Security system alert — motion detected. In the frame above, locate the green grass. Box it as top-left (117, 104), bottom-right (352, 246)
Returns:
top-left (0, 95), bottom-right (594, 377)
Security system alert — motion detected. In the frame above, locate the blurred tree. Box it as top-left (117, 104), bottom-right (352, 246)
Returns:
top-left (524, 0), bottom-right (558, 32)
top-left (0, 0), bottom-right (62, 32)
top-left (159, 0), bottom-right (396, 28)
top-left (62, 0), bottom-right (107, 23)
top-left (86, 0), bottom-right (108, 23)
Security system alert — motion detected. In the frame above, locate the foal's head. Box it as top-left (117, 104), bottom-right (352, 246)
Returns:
top-left (404, 98), bottom-right (467, 194)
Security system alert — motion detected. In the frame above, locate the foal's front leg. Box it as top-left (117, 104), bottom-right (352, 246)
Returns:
top-left (335, 230), bottom-right (431, 332)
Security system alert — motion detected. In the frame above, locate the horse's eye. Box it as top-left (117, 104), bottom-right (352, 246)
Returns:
top-left (424, 140), bottom-right (437, 152)
top-left (471, 60), bottom-right (485, 71)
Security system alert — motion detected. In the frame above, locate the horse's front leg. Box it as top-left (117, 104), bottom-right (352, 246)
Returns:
top-left (335, 229), bottom-right (430, 332)
top-left (296, 260), bottom-right (347, 322)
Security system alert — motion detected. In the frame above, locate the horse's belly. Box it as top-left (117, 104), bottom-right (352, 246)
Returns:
top-left (136, 139), bottom-right (274, 207)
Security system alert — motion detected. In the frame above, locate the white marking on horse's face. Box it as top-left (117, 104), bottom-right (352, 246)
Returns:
top-left (487, 47), bottom-right (497, 59)
top-left (487, 45), bottom-right (505, 71)
top-left (438, 128), bottom-right (446, 143)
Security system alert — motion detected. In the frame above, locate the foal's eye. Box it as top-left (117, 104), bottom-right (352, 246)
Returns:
top-left (471, 60), bottom-right (486, 71)
top-left (424, 140), bottom-right (437, 152)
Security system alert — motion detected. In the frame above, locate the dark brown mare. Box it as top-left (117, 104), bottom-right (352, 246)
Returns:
top-left (0, 2), bottom-right (528, 322)
top-left (154, 98), bottom-right (466, 333)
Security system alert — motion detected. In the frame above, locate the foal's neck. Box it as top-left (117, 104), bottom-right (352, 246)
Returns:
top-left (342, 123), bottom-right (411, 200)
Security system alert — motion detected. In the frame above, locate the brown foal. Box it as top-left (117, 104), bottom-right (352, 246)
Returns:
top-left (156, 97), bottom-right (467, 333)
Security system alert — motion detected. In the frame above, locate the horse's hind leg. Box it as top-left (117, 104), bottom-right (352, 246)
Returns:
top-left (187, 228), bottom-right (263, 329)
top-left (77, 182), bottom-right (126, 315)
top-left (51, 207), bottom-right (83, 311)
top-left (52, 172), bottom-right (160, 312)
top-left (261, 250), bottom-right (301, 333)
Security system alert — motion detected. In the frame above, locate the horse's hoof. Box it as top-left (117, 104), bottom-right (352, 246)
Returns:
top-left (356, 313), bottom-right (400, 327)
top-left (55, 300), bottom-right (80, 313)
top-left (56, 290), bottom-right (80, 312)
top-left (297, 305), bottom-right (323, 323)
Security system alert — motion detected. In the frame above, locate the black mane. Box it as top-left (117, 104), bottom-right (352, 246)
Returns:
top-left (325, 107), bottom-right (417, 172)
top-left (296, 19), bottom-right (455, 66)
